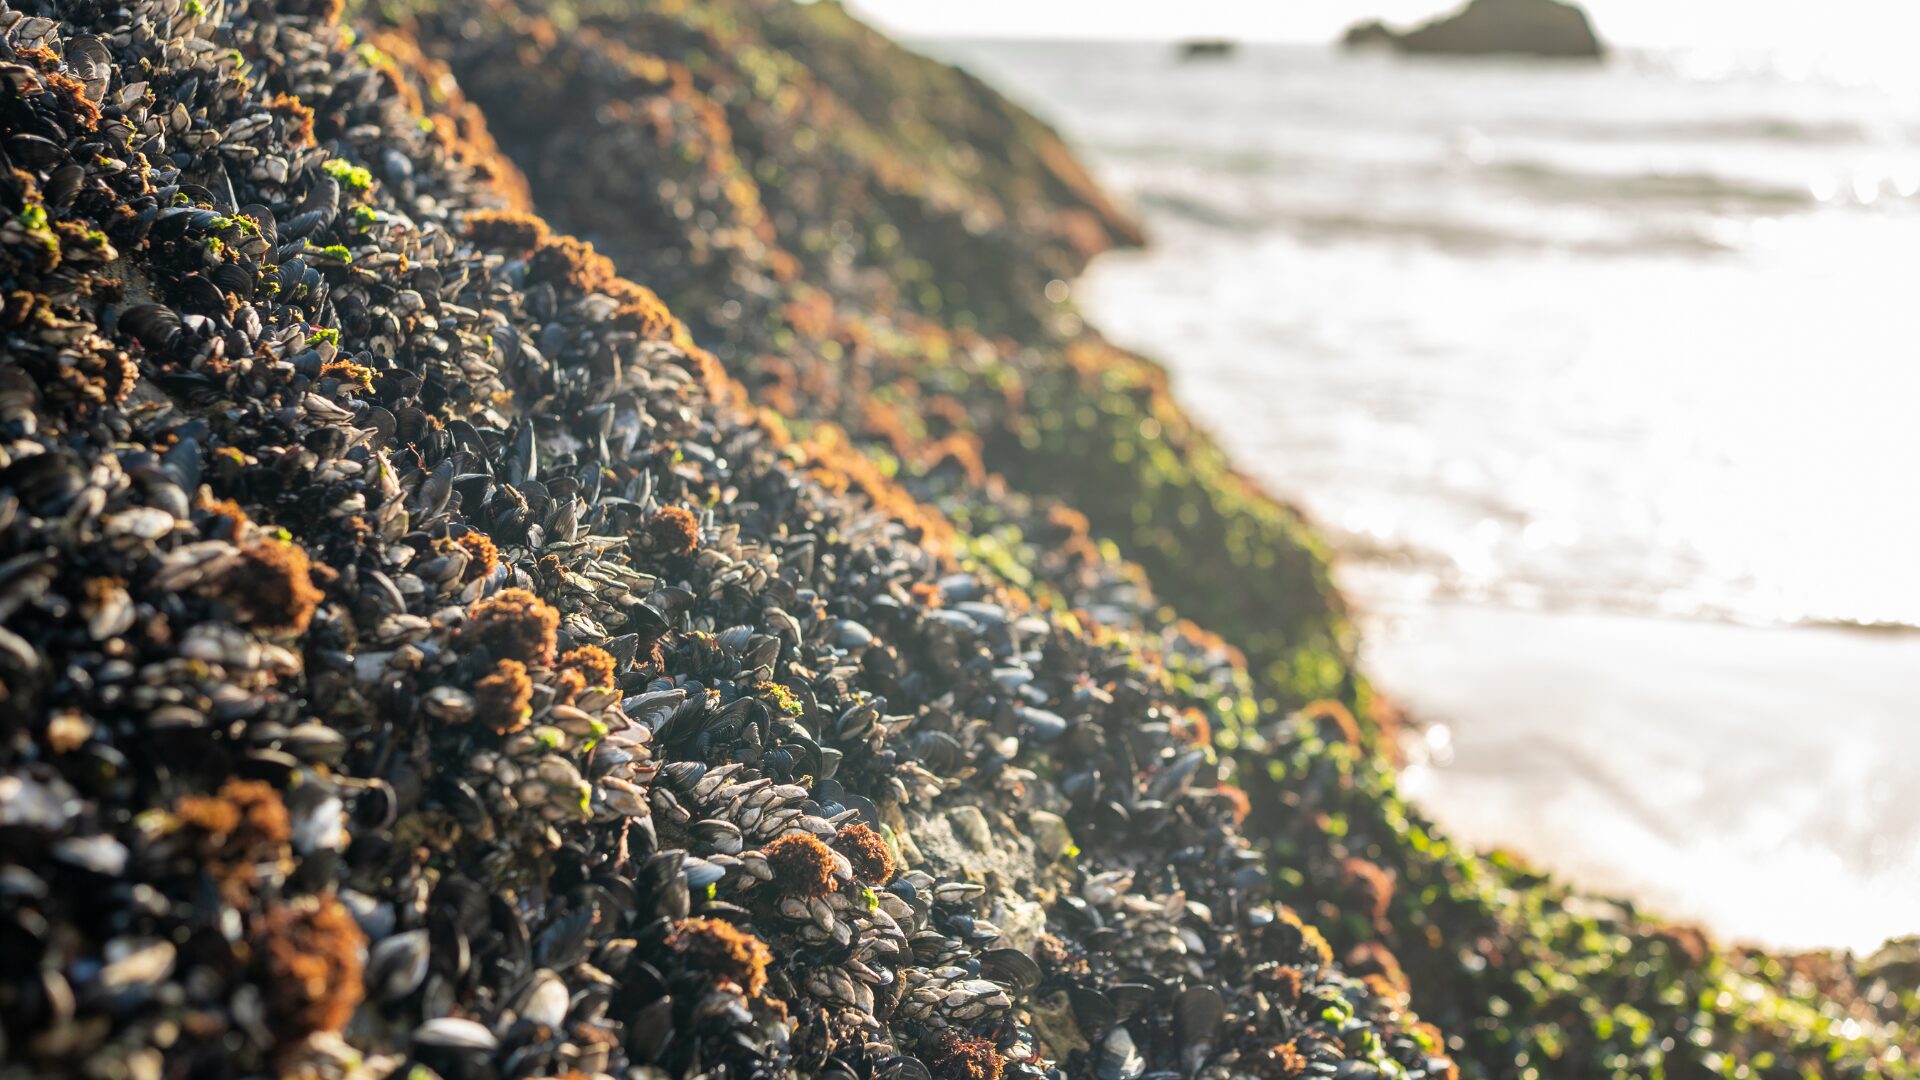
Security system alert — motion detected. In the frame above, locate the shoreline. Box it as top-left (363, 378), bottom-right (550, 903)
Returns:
top-left (1364, 597), bottom-right (1920, 954)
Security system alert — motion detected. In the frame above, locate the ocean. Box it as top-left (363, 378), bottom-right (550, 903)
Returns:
top-left (931, 40), bottom-right (1920, 952)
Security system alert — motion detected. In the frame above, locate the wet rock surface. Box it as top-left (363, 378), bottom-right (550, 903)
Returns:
top-left (0, 3), bottom-right (1455, 1079)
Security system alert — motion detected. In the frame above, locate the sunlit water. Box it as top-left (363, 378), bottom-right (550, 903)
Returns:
top-left (933, 40), bottom-right (1920, 952)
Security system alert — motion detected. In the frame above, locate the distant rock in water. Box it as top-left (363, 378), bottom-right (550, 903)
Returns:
top-left (1342, 0), bottom-right (1606, 59)
top-left (1341, 21), bottom-right (1400, 50)
top-left (1179, 38), bottom-right (1238, 61)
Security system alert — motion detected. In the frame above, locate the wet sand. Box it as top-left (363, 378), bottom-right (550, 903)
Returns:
top-left (1366, 601), bottom-right (1920, 953)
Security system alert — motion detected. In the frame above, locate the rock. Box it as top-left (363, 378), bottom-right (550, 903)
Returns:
top-left (1341, 20), bottom-right (1399, 49)
top-left (1177, 39), bottom-right (1237, 62)
top-left (1025, 810), bottom-right (1076, 862)
top-left (1341, 0), bottom-right (1605, 59)
top-left (947, 806), bottom-right (993, 852)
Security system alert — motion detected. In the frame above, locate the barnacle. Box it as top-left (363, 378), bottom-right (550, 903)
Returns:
top-left (224, 537), bottom-right (325, 635)
top-left (251, 897), bottom-right (366, 1043)
top-left (553, 666), bottom-right (589, 705)
top-left (19, 47), bottom-right (101, 132)
top-left (763, 832), bottom-right (836, 898)
top-left (464, 587), bottom-right (559, 665)
top-left (475, 658), bottom-right (533, 734)
top-left (832, 822), bottom-right (895, 885)
top-left (926, 1032), bottom-right (1005, 1080)
top-left (665, 917), bottom-right (771, 998)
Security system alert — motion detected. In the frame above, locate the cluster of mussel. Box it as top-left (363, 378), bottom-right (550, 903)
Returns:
top-left (0, 2), bottom-right (1455, 1080)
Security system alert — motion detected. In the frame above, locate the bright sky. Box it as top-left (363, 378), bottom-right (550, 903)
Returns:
top-left (842, 0), bottom-right (1920, 55)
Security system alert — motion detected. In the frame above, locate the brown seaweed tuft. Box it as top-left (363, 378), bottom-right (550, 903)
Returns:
top-left (269, 93), bottom-right (316, 147)
top-left (224, 538), bottom-right (325, 635)
top-left (666, 917), bottom-right (772, 998)
top-left (832, 822), bottom-right (896, 885)
top-left (926, 1032), bottom-right (1005, 1080)
top-left (452, 531), bottom-right (500, 582)
top-left (174, 778), bottom-right (293, 902)
top-left (475, 658), bottom-right (534, 734)
top-left (1246, 1040), bottom-right (1309, 1080)
top-left (559, 645), bottom-right (618, 689)
top-left (465, 587), bottom-right (559, 665)
top-left (764, 832), bottom-right (837, 899)
top-left (466, 208), bottom-right (551, 255)
top-left (251, 897), bottom-right (365, 1045)
top-left (641, 505), bottom-right (701, 557)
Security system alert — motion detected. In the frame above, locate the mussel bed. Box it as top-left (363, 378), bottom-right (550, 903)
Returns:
top-left (0, 3), bottom-right (1455, 1080)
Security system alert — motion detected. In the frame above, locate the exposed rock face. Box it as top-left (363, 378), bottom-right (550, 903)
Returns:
top-left (1343, 0), bottom-right (1606, 58)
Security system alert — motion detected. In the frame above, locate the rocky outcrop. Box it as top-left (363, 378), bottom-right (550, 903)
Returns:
top-left (385, 0), bottom-right (1360, 718)
top-left (1343, 0), bottom-right (1606, 58)
top-left (0, 3), bottom-right (1449, 1080)
top-left (4, 1), bottom-right (1916, 1079)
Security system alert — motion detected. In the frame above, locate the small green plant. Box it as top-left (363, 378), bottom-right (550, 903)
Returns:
top-left (322, 159), bottom-right (373, 192)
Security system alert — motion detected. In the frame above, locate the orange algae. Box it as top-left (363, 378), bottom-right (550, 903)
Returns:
top-left (465, 587), bottom-right (559, 665)
top-left (666, 917), bottom-right (771, 998)
top-left (833, 822), bottom-right (896, 885)
top-left (764, 833), bottom-right (836, 898)
top-left (268, 93), bottom-right (316, 147)
top-left (475, 659), bottom-right (533, 734)
top-left (225, 538), bottom-right (325, 635)
top-left (1246, 1040), bottom-right (1309, 1080)
top-left (174, 778), bottom-right (293, 902)
top-left (642, 505), bottom-right (701, 557)
top-left (251, 896), bottom-right (365, 1043)
top-left (465, 209), bottom-right (551, 255)
top-left (926, 1033), bottom-right (1005, 1080)
top-left (559, 645), bottom-right (618, 689)
top-left (452, 531), bottom-right (499, 581)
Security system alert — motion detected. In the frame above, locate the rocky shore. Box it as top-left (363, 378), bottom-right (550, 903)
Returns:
top-left (0, 2), bottom-right (1445, 1079)
top-left (0, 1), bottom-right (1914, 1079)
